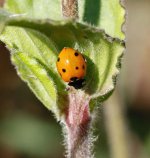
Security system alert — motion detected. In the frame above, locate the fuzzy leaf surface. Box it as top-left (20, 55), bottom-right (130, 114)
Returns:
top-left (0, 10), bottom-right (124, 114)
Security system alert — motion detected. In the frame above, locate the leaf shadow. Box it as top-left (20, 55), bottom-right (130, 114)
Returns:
top-left (83, 0), bottom-right (101, 26)
top-left (84, 55), bottom-right (99, 95)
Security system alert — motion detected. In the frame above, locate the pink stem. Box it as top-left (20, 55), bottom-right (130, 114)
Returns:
top-left (64, 90), bottom-right (93, 158)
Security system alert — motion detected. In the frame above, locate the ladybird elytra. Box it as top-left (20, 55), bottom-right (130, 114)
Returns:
top-left (56, 47), bottom-right (87, 83)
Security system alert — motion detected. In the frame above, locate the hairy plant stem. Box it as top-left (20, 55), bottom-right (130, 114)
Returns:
top-left (64, 89), bottom-right (93, 158)
top-left (65, 119), bottom-right (92, 158)
top-left (61, 0), bottom-right (78, 19)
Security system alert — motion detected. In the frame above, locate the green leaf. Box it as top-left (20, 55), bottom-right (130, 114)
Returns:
top-left (0, 11), bottom-right (124, 113)
top-left (5, 0), bottom-right (125, 39)
top-left (0, 9), bottom-right (11, 33)
top-left (11, 51), bottom-right (66, 119)
top-left (0, 0), bottom-right (125, 118)
top-left (4, 0), bottom-right (62, 20)
top-left (0, 15), bottom-right (68, 120)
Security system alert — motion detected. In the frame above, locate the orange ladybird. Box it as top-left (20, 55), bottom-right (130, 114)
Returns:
top-left (56, 47), bottom-right (86, 89)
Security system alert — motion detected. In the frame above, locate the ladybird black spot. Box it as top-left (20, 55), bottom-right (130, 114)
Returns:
top-left (57, 57), bottom-right (60, 62)
top-left (82, 65), bottom-right (85, 69)
top-left (76, 66), bottom-right (79, 70)
top-left (62, 69), bottom-right (66, 73)
top-left (74, 52), bottom-right (79, 56)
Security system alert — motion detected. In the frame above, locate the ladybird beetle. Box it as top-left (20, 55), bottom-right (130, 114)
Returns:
top-left (56, 47), bottom-right (87, 89)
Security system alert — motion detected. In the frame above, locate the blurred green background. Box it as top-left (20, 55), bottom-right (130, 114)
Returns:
top-left (0, 0), bottom-right (150, 158)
